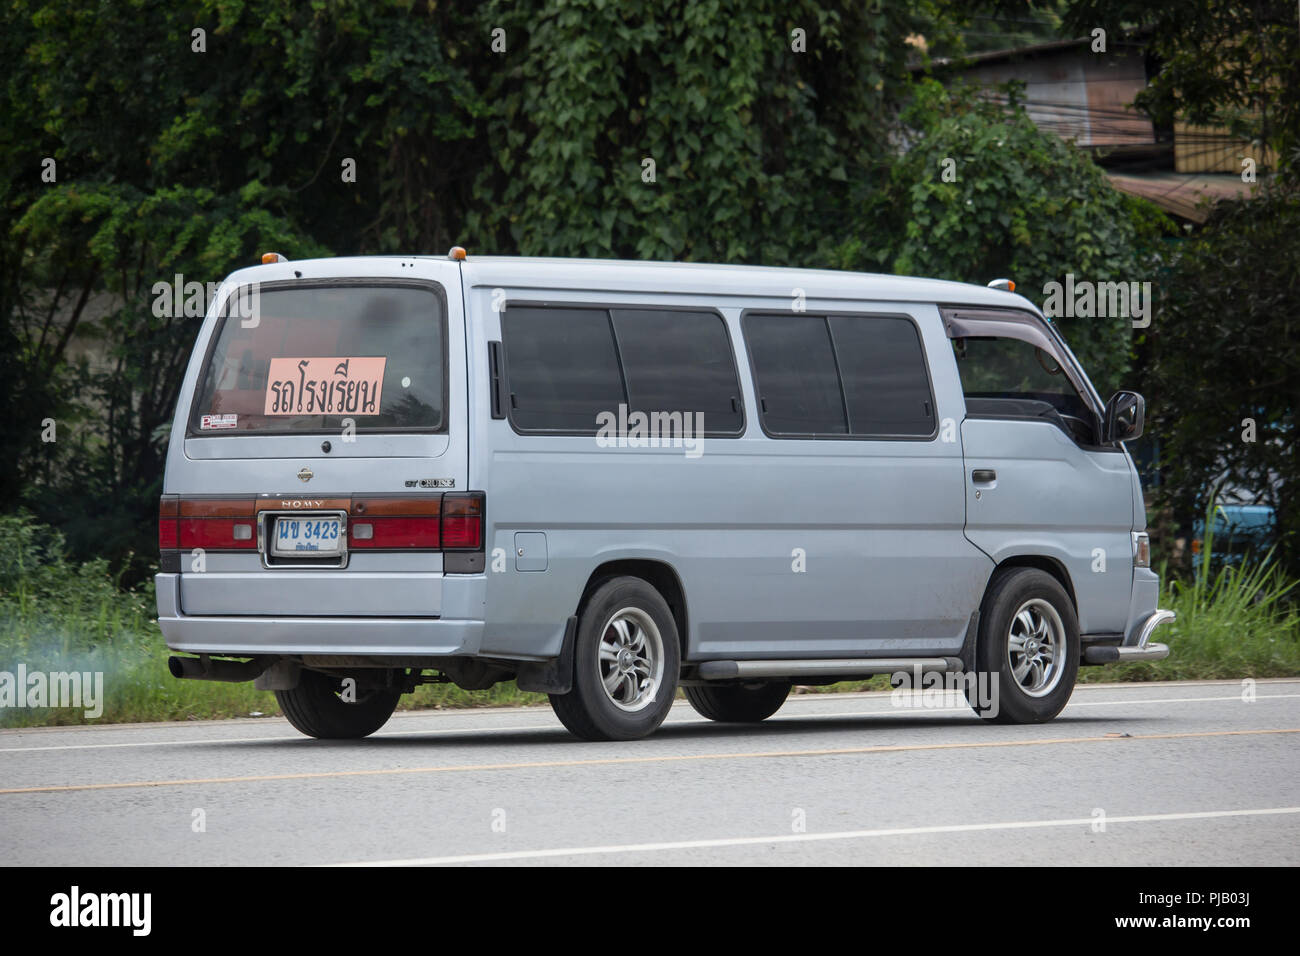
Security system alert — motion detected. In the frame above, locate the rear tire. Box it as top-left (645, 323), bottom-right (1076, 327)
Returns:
top-left (549, 577), bottom-right (680, 741)
top-left (967, 567), bottom-right (1079, 724)
top-left (275, 669), bottom-right (400, 739)
top-left (685, 681), bottom-right (790, 722)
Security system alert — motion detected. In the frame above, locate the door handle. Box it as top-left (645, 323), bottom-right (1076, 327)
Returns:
top-left (972, 469), bottom-right (997, 483)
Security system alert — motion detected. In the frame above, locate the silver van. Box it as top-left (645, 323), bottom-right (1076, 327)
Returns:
top-left (156, 250), bottom-right (1173, 740)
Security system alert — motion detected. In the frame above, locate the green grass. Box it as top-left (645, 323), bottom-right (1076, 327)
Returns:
top-left (1077, 510), bottom-right (1300, 682)
top-left (0, 640), bottom-right (551, 728)
top-left (0, 513), bottom-right (551, 726)
top-left (1, 511), bottom-right (1296, 727)
top-left (0, 613), bottom-right (550, 728)
top-left (1075, 580), bottom-right (1300, 683)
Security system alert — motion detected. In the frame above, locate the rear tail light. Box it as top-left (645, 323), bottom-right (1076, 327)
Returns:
top-left (159, 493), bottom-right (484, 570)
top-left (158, 495), bottom-right (179, 552)
top-left (349, 495), bottom-right (442, 550)
top-left (348, 493), bottom-right (483, 551)
top-left (158, 496), bottom-right (261, 571)
top-left (177, 499), bottom-right (258, 551)
top-left (178, 517), bottom-right (258, 550)
top-left (349, 517), bottom-right (442, 550)
top-left (441, 493), bottom-right (484, 550)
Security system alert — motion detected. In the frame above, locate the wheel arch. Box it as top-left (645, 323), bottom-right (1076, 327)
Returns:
top-left (988, 554), bottom-right (1078, 613)
top-left (577, 559), bottom-right (689, 655)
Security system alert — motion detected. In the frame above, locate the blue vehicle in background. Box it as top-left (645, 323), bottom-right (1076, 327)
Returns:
top-left (1192, 493), bottom-right (1279, 569)
top-left (1131, 436), bottom-right (1280, 570)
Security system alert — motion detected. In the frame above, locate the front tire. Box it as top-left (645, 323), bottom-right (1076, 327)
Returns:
top-left (967, 567), bottom-right (1079, 724)
top-left (549, 577), bottom-right (681, 741)
top-left (685, 681), bottom-right (790, 722)
top-left (275, 669), bottom-right (401, 739)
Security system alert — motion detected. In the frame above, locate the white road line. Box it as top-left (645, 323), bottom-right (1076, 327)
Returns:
top-left (328, 806), bottom-right (1300, 866)
top-left (0, 723), bottom-right (561, 753)
top-left (831, 692), bottom-right (1300, 718)
top-left (1, 693), bottom-right (1297, 754)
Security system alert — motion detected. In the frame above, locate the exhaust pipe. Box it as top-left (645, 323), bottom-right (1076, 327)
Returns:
top-left (168, 655), bottom-right (269, 683)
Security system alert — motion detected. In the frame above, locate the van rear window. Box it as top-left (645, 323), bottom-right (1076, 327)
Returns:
top-left (188, 284), bottom-right (446, 435)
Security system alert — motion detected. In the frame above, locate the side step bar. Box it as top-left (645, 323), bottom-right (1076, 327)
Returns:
top-left (697, 657), bottom-right (962, 681)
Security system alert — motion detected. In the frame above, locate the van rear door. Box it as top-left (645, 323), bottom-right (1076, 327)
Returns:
top-left (162, 261), bottom-right (467, 618)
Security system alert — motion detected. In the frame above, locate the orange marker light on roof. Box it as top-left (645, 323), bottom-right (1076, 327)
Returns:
top-left (448, 246), bottom-right (467, 261)
top-left (986, 278), bottom-right (1016, 292)
top-left (261, 252), bottom-right (288, 264)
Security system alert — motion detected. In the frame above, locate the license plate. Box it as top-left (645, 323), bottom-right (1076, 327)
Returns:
top-left (272, 515), bottom-right (343, 556)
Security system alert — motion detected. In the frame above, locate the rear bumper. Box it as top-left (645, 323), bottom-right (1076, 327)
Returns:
top-left (1084, 608), bottom-right (1175, 664)
top-left (159, 615), bottom-right (484, 657)
top-left (1082, 566), bottom-right (1175, 665)
top-left (155, 572), bottom-right (483, 657)
top-left (1126, 564), bottom-right (1176, 662)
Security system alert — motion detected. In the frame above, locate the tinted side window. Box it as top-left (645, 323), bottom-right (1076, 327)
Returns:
top-left (829, 316), bottom-right (934, 437)
top-left (502, 307), bottom-right (624, 431)
top-left (745, 314), bottom-right (847, 435)
top-left (611, 309), bottom-right (743, 434)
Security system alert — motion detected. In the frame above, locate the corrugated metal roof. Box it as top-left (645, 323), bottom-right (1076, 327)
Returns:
top-left (1106, 172), bottom-right (1264, 223)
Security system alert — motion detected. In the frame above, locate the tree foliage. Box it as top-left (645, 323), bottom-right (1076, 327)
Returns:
top-left (467, 0), bottom-right (954, 263)
top-left (12, 182), bottom-right (325, 573)
top-left (2, 0), bottom-right (1291, 584)
top-left (1144, 188), bottom-right (1300, 576)
top-left (834, 80), bottom-right (1170, 393)
top-left (2, 0), bottom-right (486, 579)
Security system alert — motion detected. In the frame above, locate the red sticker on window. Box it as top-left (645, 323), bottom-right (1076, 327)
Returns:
top-left (264, 357), bottom-right (387, 416)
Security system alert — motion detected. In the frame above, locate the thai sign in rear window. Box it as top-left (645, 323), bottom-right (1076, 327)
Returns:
top-left (189, 283), bottom-right (446, 434)
top-left (263, 356), bottom-right (388, 416)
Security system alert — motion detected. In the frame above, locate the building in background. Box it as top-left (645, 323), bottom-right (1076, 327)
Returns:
top-left (922, 35), bottom-right (1269, 223)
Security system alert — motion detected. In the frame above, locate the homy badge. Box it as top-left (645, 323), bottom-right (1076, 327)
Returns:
top-left (264, 356), bottom-right (386, 416)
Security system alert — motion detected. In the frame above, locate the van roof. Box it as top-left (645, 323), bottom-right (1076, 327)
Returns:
top-left (232, 255), bottom-right (1036, 311)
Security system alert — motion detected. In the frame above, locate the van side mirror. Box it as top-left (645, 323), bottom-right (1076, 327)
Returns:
top-left (1104, 390), bottom-right (1144, 443)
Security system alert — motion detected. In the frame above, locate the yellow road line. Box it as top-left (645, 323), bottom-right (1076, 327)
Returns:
top-left (2, 727), bottom-right (1296, 796)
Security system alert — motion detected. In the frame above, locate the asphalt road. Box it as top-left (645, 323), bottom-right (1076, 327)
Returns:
top-left (2, 679), bottom-right (1297, 866)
